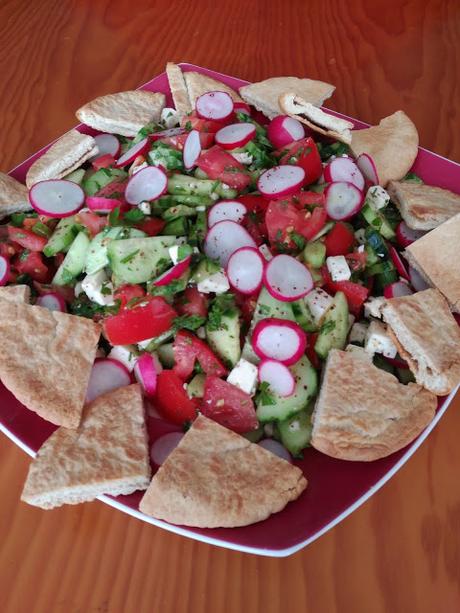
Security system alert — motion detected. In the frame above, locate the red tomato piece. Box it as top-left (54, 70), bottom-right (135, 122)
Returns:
top-left (297, 206), bottom-right (328, 241)
top-left (175, 287), bottom-right (208, 318)
top-left (14, 250), bottom-right (50, 282)
top-left (181, 111), bottom-right (228, 134)
top-left (158, 132), bottom-right (215, 150)
top-left (173, 330), bottom-right (228, 380)
top-left (154, 370), bottom-right (198, 425)
top-left (92, 154), bottom-right (116, 170)
top-left (265, 199), bottom-right (300, 249)
top-left (103, 296), bottom-right (176, 345)
top-left (134, 217), bottom-right (165, 236)
top-left (276, 137), bottom-right (322, 184)
top-left (7, 226), bottom-right (47, 252)
top-left (238, 195), bottom-right (268, 245)
top-left (196, 146), bottom-right (251, 191)
top-left (345, 251), bottom-right (367, 272)
top-left (291, 191), bottom-right (326, 208)
top-left (201, 376), bottom-right (258, 434)
top-left (95, 179), bottom-right (128, 199)
top-left (324, 222), bottom-right (355, 256)
top-left (76, 211), bottom-right (107, 237)
top-left (0, 241), bottom-right (19, 259)
top-left (327, 279), bottom-right (370, 316)
top-left (113, 284), bottom-right (146, 309)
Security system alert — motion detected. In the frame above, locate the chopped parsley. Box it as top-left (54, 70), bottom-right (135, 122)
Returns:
top-left (257, 382), bottom-right (276, 406)
top-left (123, 208), bottom-right (145, 223)
top-left (207, 293), bottom-right (238, 331)
top-left (320, 320), bottom-right (336, 335)
top-left (172, 314), bottom-right (206, 332)
top-left (290, 231), bottom-right (306, 250)
top-left (120, 249), bottom-right (140, 264)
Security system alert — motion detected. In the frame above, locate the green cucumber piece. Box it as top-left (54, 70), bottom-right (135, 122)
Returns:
top-left (168, 174), bottom-right (222, 197)
top-left (162, 205), bottom-right (197, 221)
top-left (187, 374), bottom-right (206, 398)
top-left (163, 217), bottom-right (189, 235)
top-left (85, 227), bottom-right (146, 275)
top-left (303, 241), bottom-right (326, 268)
top-left (194, 168), bottom-right (208, 179)
top-left (63, 168), bottom-right (85, 185)
top-left (52, 232), bottom-right (90, 285)
top-left (206, 311), bottom-right (241, 367)
top-left (82, 168), bottom-right (127, 196)
top-left (291, 300), bottom-right (317, 332)
top-left (191, 258), bottom-right (221, 283)
top-left (172, 194), bottom-right (216, 206)
top-left (309, 220), bottom-right (334, 242)
top-left (365, 228), bottom-right (389, 258)
top-left (314, 291), bottom-right (349, 359)
top-left (278, 407), bottom-right (313, 457)
top-left (43, 216), bottom-right (78, 257)
top-left (361, 203), bottom-right (395, 239)
top-left (108, 236), bottom-right (177, 285)
top-left (242, 425), bottom-right (264, 443)
top-left (215, 184), bottom-right (238, 199)
top-left (156, 342), bottom-right (175, 368)
top-left (148, 143), bottom-right (184, 172)
top-left (189, 211), bottom-right (207, 246)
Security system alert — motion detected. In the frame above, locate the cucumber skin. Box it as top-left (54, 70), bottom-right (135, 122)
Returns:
top-left (278, 408), bottom-right (313, 457)
top-left (43, 216), bottom-right (78, 257)
top-left (108, 236), bottom-right (177, 286)
top-left (82, 168), bottom-right (127, 196)
top-left (52, 232), bottom-right (90, 285)
top-left (206, 313), bottom-right (241, 367)
top-left (303, 241), bottom-right (326, 268)
top-left (314, 291), bottom-right (349, 359)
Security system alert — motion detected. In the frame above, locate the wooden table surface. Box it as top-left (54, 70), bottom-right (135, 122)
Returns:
top-left (0, 0), bottom-right (459, 611)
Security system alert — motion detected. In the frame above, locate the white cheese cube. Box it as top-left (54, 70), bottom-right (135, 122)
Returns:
top-left (138, 201), bottom-right (151, 215)
top-left (304, 288), bottom-right (334, 325)
top-left (326, 255), bottom-right (351, 282)
top-left (258, 244), bottom-right (273, 261)
top-left (364, 296), bottom-right (385, 319)
top-left (197, 270), bottom-right (230, 294)
top-left (364, 320), bottom-right (398, 358)
top-left (108, 345), bottom-right (137, 372)
top-left (227, 358), bottom-right (259, 396)
top-left (231, 152), bottom-right (254, 165)
top-left (81, 270), bottom-right (115, 306)
top-left (349, 321), bottom-right (368, 344)
top-left (365, 185), bottom-right (390, 211)
top-left (160, 107), bottom-right (180, 128)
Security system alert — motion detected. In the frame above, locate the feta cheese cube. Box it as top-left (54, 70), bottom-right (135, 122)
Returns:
top-left (138, 201), bottom-right (151, 215)
top-left (197, 270), bottom-right (230, 294)
top-left (108, 345), bottom-right (137, 372)
top-left (365, 185), bottom-right (390, 211)
top-left (349, 321), bottom-right (368, 344)
top-left (364, 320), bottom-right (398, 358)
top-left (81, 270), bottom-right (115, 306)
top-left (227, 358), bottom-right (258, 396)
top-left (326, 255), bottom-right (351, 282)
top-left (258, 244), bottom-right (273, 261)
top-left (364, 296), bottom-right (385, 319)
top-left (231, 152), bottom-right (254, 165)
top-left (160, 107), bottom-right (180, 128)
top-left (304, 288), bottom-right (334, 325)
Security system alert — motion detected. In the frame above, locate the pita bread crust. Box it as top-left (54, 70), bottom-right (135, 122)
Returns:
top-left (350, 111), bottom-right (419, 187)
top-left (166, 62), bottom-right (192, 117)
top-left (241, 77), bottom-right (335, 119)
top-left (139, 415), bottom-right (307, 527)
top-left (21, 384), bottom-right (151, 509)
top-left (25, 130), bottom-right (98, 188)
top-left (405, 213), bottom-right (460, 313)
top-left (387, 181), bottom-right (460, 230)
top-left (0, 299), bottom-right (100, 428)
top-left (76, 90), bottom-right (166, 137)
top-left (183, 72), bottom-right (243, 105)
top-left (0, 172), bottom-right (32, 220)
top-left (311, 350), bottom-right (436, 461)
top-left (0, 285), bottom-right (31, 303)
top-left (381, 289), bottom-right (460, 395)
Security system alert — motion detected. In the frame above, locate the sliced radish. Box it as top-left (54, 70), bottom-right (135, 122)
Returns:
top-left (115, 137), bottom-right (150, 168)
top-left (134, 352), bottom-right (163, 398)
top-left (267, 115), bottom-right (305, 149)
top-left (395, 221), bottom-right (426, 248)
top-left (93, 133), bottom-right (120, 158)
top-left (204, 220), bottom-right (256, 266)
top-left (252, 318), bottom-right (307, 365)
top-left (258, 165), bottom-right (306, 198)
top-left (29, 180), bottom-right (85, 218)
top-left (86, 196), bottom-right (123, 213)
top-left (258, 359), bottom-right (295, 397)
top-left (388, 244), bottom-right (410, 280)
top-left (409, 266), bottom-right (430, 292)
top-left (384, 280), bottom-right (414, 299)
top-left (264, 254), bottom-right (313, 302)
top-left (215, 123), bottom-right (256, 150)
top-left (233, 101), bottom-right (251, 116)
top-left (208, 200), bottom-right (247, 227)
top-left (125, 166), bottom-right (168, 205)
top-left (357, 153), bottom-right (379, 185)
top-left (324, 157), bottom-right (365, 191)
top-left (150, 432), bottom-right (184, 466)
top-left (258, 438), bottom-right (292, 462)
top-left (151, 127), bottom-right (185, 141)
top-left (183, 129), bottom-right (202, 170)
top-left (85, 358), bottom-right (132, 404)
top-left (196, 91), bottom-right (234, 121)
top-left (0, 255), bottom-right (10, 286)
top-left (36, 292), bottom-right (67, 312)
top-left (226, 247), bottom-right (265, 295)
top-left (324, 181), bottom-right (364, 220)
top-left (153, 256), bottom-right (191, 286)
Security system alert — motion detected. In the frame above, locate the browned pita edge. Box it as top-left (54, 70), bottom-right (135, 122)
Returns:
top-left (76, 90), bottom-right (166, 137)
top-left (0, 172), bottom-right (32, 220)
top-left (381, 289), bottom-right (460, 395)
top-left (25, 129), bottom-right (98, 189)
top-left (0, 299), bottom-right (100, 428)
top-left (279, 93), bottom-right (353, 144)
top-left (405, 213), bottom-right (460, 314)
top-left (166, 62), bottom-right (192, 117)
top-left (21, 384), bottom-right (151, 509)
top-left (183, 71), bottom-right (243, 106)
top-left (350, 111), bottom-right (419, 187)
top-left (310, 349), bottom-right (436, 461)
top-left (0, 285), bottom-right (31, 303)
top-left (139, 415), bottom-right (307, 528)
top-left (387, 180), bottom-right (460, 231)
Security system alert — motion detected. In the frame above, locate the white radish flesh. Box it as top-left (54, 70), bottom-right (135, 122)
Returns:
top-left (150, 432), bottom-right (184, 466)
top-left (196, 91), bottom-right (234, 121)
top-left (208, 200), bottom-right (247, 227)
top-left (183, 129), bottom-right (202, 170)
top-left (151, 127), bottom-right (185, 141)
top-left (204, 220), bottom-right (256, 266)
top-left (396, 221), bottom-right (426, 248)
top-left (125, 166), bottom-right (168, 205)
top-left (29, 180), bottom-right (85, 218)
top-left (324, 157), bottom-right (365, 191)
top-left (115, 137), bottom-right (150, 168)
top-left (263, 254), bottom-right (313, 302)
top-left (258, 359), bottom-right (295, 397)
top-left (257, 165), bottom-right (306, 198)
top-left (0, 256), bottom-right (10, 285)
top-left (258, 439), bottom-right (292, 462)
top-left (267, 115), bottom-right (305, 149)
top-left (226, 247), bottom-right (265, 295)
top-left (36, 292), bottom-right (67, 312)
top-left (325, 181), bottom-right (364, 220)
top-left (409, 266), bottom-right (430, 292)
top-left (93, 134), bottom-right (120, 158)
top-left (383, 280), bottom-right (414, 299)
top-left (357, 153), bottom-right (379, 185)
top-left (134, 353), bottom-right (163, 397)
top-left (215, 123), bottom-right (256, 149)
top-left (252, 318), bottom-right (307, 365)
top-left (85, 358), bottom-right (132, 404)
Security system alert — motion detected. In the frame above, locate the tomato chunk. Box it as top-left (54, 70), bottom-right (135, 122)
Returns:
top-left (175, 287), bottom-right (208, 318)
top-left (173, 330), bottom-right (227, 380)
top-left (238, 195), bottom-right (268, 245)
top-left (7, 226), bottom-right (47, 252)
top-left (181, 111), bottom-right (228, 134)
top-left (276, 137), bottom-right (322, 184)
top-left (158, 132), bottom-right (215, 150)
top-left (134, 217), bottom-right (165, 237)
top-left (297, 206), bottom-right (328, 241)
top-left (113, 284), bottom-right (146, 309)
top-left (265, 199), bottom-right (301, 249)
top-left (76, 211), bottom-right (107, 237)
top-left (197, 146), bottom-right (251, 191)
top-left (201, 376), bottom-right (258, 434)
top-left (92, 154), bottom-right (116, 170)
top-left (14, 250), bottom-right (50, 282)
top-left (154, 370), bottom-right (198, 425)
top-left (324, 222), bottom-right (355, 256)
top-left (326, 277), bottom-right (370, 316)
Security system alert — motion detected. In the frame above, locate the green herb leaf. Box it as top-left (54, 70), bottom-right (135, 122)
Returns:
top-left (290, 231), bottom-right (305, 250)
top-left (120, 249), bottom-right (140, 264)
top-left (172, 314), bottom-right (206, 332)
top-left (108, 207), bottom-right (121, 227)
top-left (9, 213), bottom-right (27, 227)
top-left (257, 381), bottom-right (276, 406)
top-left (123, 208), bottom-right (145, 224)
top-left (207, 293), bottom-right (238, 332)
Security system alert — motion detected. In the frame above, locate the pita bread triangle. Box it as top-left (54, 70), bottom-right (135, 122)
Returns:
top-left (0, 299), bottom-right (100, 428)
top-left (166, 62), bottom-right (192, 117)
top-left (139, 414), bottom-right (307, 528)
top-left (21, 384), bottom-right (151, 509)
top-left (0, 284), bottom-right (31, 303)
top-left (183, 71), bottom-right (244, 105)
top-left (0, 172), bottom-right (32, 220)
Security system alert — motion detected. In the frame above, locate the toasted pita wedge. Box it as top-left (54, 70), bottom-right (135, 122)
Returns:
top-left (0, 299), bottom-right (100, 428)
top-left (387, 180), bottom-right (460, 230)
top-left (311, 349), bottom-right (436, 461)
top-left (166, 62), bottom-right (192, 117)
top-left (279, 93), bottom-right (354, 144)
top-left (21, 384), bottom-right (151, 509)
top-left (139, 415), bottom-right (306, 528)
top-left (240, 76), bottom-right (335, 120)
top-left (381, 289), bottom-right (460, 395)
top-left (0, 172), bottom-right (32, 220)
top-left (183, 71), bottom-right (243, 106)
top-left (404, 213), bottom-right (460, 313)
top-left (0, 285), bottom-right (30, 303)
top-left (76, 90), bottom-right (165, 137)
top-left (350, 111), bottom-right (419, 187)
top-left (25, 129), bottom-right (98, 189)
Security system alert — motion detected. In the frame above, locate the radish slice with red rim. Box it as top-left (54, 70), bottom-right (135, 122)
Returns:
top-left (215, 123), bottom-right (256, 150)
top-left (208, 200), bottom-right (247, 227)
top-left (324, 157), bottom-right (365, 191)
top-left (153, 256), bottom-right (191, 286)
top-left (258, 439), bottom-right (292, 463)
top-left (29, 180), bottom-right (85, 218)
top-left (196, 91), bottom-right (234, 121)
top-left (357, 153), bottom-right (380, 185)
top-left (115, 137), bottom-right (150, 168)
top-left (258, 359), bottom-right (295, 397)
top-left (383, 280), bottom-right (414, 299)
top-left (264, 254), bottom-right (313, 302)
top-left (151, 127), bottom-right (185, 141)
top-left (125, 166), bottom-right (168, 205)
top-left (204, 220), bottom-right (256, 266)
top-left (36, 292), bottom-right (67, 312)
top-left (388, 244), bottom-right (410, 280)
top-left (233, 101), bottom-right (251, 116)
top-left (134, 352), bottom-right (163, 397)
top-left (150, 432), bottom-right (184, 466)
top-left (226, 247), bottom-right (265, 295)
top-left (395, 221), bottom-right (426, 248)
top-left (408, 266), bottom-right (430, 292)
top-left (252, 318), bottom-right (307, 365)
top-left (183, 129), bottom-right (202, 170)
top-left (257, 165), bottom-right (306, 198)
top-left (325, 181), bottom-right (364, 220)
top-left (93, 133), bottom-right (120, 158)
top-left (85, 358), bottom-right (132, 404)
top-left (86, 196), bottom-right (123, 214)
top-left (0, 256), bottom-right (10, 286)
top-left (267, 115), bottom-right (305, 149)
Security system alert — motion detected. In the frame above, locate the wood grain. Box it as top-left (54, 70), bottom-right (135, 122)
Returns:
top-left (0, 0), bottom-right (459, 611)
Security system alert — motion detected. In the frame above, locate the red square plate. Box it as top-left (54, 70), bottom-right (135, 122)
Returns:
top-left (2, 64), bottom-right (459, 557)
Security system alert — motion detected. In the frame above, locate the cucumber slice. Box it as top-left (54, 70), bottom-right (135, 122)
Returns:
top-left (191, 258), bottom-right (221, 283)
top-left (216, 183), bottom-right (238, 199)
top-left (163, 217), bottom-right (189, 235)
top-left (162, 205), bottom-right (197, 221)
top-left (314, 291), bottom-right (349, 359)
top-left (187, 374), bottom-right (206, 398)
top-left (256, 356), bottom-right (318, 423)
top-left (361, 203), bottom-right (395, 239)
top-left (189, 211), bottom-right (207, 246)
top-left (310, 220), bottom-right (334, 242)
top-left (43, 216), bottom-right (78, 257)
top-left (242, 425), bottom-right (264, 443)
top-left (156, 342), bottom-right (175, 368)
top-left (168, 174), bottom-right (222, 198)
top-left (278, 407), bottom-right (313, 457)
top-left (365, 228), bottom-right (389, 258)
top-left (194, 168), bottom-right (208, 179)
top-left (206, 312), bottom-right (241, 367)
top-left (86, 227), bottom-right (146, 275)
top-left (52, 232), bottom-right (90, 285)
top-left (303, 241), bottom-right (326, 268)
top-left (82, 168), bottom-right (127, 196)
top-left (63, 169), bottom-right (85, 185)
top-left (172, 194), bottom-right (216, 206)
top-left (108, 236), bottom-right (177, 285)
top-left (291, 300), bottom-right (317, 332)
